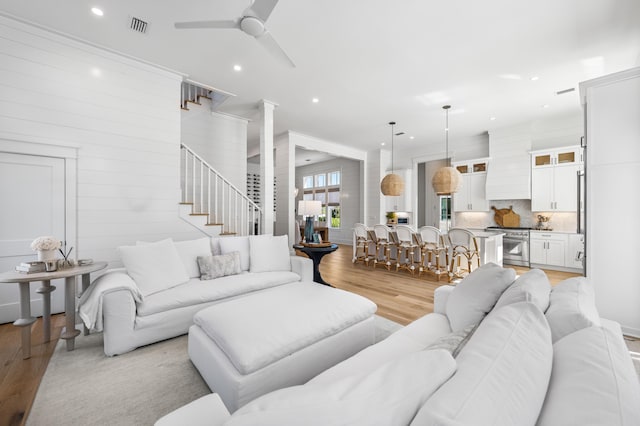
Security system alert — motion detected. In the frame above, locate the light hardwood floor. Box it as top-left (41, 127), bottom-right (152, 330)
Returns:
top-left (0, 244), bottom-right (580, 425)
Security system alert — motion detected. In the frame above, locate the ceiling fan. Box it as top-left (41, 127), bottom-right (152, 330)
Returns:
top-left (174, 0), bottom-right (295, 68)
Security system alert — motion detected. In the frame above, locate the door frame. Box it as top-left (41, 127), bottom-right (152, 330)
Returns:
top-left (0, 137), bottom-right (78, 256)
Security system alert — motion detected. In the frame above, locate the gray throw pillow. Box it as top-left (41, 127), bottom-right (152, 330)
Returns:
top-left (426, 323), bottom-right (479, 358)
top-left (197, 252), bottom-right (242, 280)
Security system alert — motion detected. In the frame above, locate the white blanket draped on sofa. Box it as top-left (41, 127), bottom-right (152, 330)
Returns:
top-left (78, 268), bottom-right (143, 332)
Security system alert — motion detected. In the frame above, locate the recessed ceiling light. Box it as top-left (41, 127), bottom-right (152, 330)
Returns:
top-left (91, 67), bottom-right (102, 77)
top-left (542, 104), bottom-right (550, 109)
top-left (312, 98), bottom-right (319, 103)
top-left (91, 7), bottom-right (104, 16)
top-left (490, 116), bottom-right (497, 121)
top-left (409, 136), bottom-right (415, 140)
top-left (530, 76), bottom-right (539, 81)
top-left (233, 64), bottom-right (242, 72)
top-left (381, 142), bottom-right (385, 146)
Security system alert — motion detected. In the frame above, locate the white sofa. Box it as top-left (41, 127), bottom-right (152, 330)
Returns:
top-left (80, 235), bottom-right (312, 356)
top-left (156, 263), bottom-right (640, 426)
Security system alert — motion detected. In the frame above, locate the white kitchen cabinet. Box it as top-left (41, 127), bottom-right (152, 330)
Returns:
top-left (530, 231), bottom-right (566, 267)
top-left (384, 169), bottom-right (412, 212)
top-left (452, 159), bottom-right (490, 212)
top-left (531, 146), bottom-right (582, 212)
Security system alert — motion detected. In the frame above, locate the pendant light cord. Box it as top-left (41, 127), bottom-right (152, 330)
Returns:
top-left (443, 105), bottom-right (451, 167)
top-left (389, 121), bottom-right (396, 174)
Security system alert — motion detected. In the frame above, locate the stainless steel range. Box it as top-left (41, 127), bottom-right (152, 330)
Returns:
top-left (486, 226), bottom-right (530, 267)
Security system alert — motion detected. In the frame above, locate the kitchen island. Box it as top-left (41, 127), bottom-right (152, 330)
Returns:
top-left (470, 230), bottom-right (504, 267)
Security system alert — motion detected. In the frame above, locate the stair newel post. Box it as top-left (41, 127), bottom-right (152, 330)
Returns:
top-left (199, 161), bottom-right (204, 213)
top-left (207, 168), bottom-right (211, 225)
top-left (191, 154), bottom-right (196, 208)
top-left (234, 191), bottom-right (238, 235)
top-left (183, 147), bottom-right (189, 203)
top-left (214, 174), bottom-right (218, 226)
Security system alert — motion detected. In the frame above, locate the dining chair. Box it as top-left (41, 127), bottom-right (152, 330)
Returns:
top-left (447, 227), bottom-right (480, 282)
top-left (394, 225), bottom-right (420, 275)
top-left (372, 224), bottom-right (393, 270)
top-left (352, 223), bottom-right (373, 265)
top-left (415, 226), bottom-right (449, 280)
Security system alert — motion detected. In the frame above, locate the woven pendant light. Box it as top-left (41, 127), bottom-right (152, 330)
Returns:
top-left (380, 121), bottom-right (405, 196)
top-left (432, 105), bottom-right (462, 195)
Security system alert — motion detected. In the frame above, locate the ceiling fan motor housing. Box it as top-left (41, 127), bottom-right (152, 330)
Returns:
top-left (240, 16), bottom-right (265, 37)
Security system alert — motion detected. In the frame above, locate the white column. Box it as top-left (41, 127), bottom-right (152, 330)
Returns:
top-left (259, 99), bottom-right (277, 234)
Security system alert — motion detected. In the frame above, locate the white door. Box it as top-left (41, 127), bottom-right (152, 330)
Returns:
top-left (0, 153), bottom-right (66, 324)
top-left (469, 173), bottom-right (489, 211)
top-left (531, 167), bottom-right (554, 211)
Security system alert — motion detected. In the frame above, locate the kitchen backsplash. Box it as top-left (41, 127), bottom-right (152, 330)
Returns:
top-left (454, 200), bottom-right (579, 232)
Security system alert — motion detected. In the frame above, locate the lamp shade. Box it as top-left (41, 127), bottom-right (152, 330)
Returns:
top-left (432, 166), bottom-right (462, 195)
top-left (298, 200), bottom-right (322, 216)
top-left (380, 173), bottom-right (405, 196)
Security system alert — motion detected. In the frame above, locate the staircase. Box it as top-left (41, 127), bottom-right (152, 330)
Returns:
top-left (179, 80), bottom-right (261, 237)
top-left (180, 144), bottom-right (262, 237)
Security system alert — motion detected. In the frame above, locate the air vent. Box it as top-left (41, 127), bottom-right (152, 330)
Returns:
top-left (129, 16), bottom-right (149, 34)
top-left (556, 87), bottom-right (575, 95)
top-left (395, 132), bottom-right (405, 136)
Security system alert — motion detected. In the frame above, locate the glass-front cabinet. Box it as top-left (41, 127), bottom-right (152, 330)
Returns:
top-left (451, 158), bottom-right (490, 212)
top-left (530, 146), bottom-right (583, 212)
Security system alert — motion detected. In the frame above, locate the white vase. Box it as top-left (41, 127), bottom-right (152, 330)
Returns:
top-left (37, 249), bottom-right (57, 262)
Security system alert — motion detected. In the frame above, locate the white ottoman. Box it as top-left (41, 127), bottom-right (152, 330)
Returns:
top-left (188, 281), bottom-right (377, 412)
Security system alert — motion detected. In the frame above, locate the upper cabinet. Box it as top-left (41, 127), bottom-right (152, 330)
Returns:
top-left (452, 158), bottom-right (490, 212)
top-left (531, 146), bottom-right (583, 212)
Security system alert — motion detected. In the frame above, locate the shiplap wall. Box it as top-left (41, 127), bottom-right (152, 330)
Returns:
top-left (0, 16), bottom-right (202, 266)
top-left (181, 105), bottom-right (248, 191)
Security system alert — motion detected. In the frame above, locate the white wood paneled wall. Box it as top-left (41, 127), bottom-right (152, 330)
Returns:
top-left (0, 16), bottom-right (203, 266)
top-left (181, 106), bottom-right (248, 191)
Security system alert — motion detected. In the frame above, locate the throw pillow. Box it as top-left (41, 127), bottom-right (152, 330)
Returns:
top-left (412, 302), bottom-right (553, 426)
top-left (249, 234), bottom-right (291, 273)
top-left (545, 277), bottom-right (601, 343)
top-left (445, 262), bottom-right (516, 332)
top-left (173, 238), bottom-right (213, 278)
top-left (118, 239), bottom-right (190, 297)
top-left (494, 268), bottom-right (551, 312)
top-left (197, 252), bottom-right (242, 280)
top-left (226, 349), bottom-right (457, 426)
top-left (218, 236), bottom-right (250, 271)
top-left (537, 326), bottom-right (640, 426)
top-left (425, 323), bottom-right (479, 358)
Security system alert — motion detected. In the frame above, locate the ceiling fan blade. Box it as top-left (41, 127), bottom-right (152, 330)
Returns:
top-left (256, 30), bottom-right (295, 68)
top-left (246, 0), bottom-right (279, 22)
top-left (174, 20), bottom-right (239, 30)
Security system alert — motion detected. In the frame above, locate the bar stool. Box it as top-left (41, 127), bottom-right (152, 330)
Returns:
top-left (414, 226), bottom-right (449, 280)
top-left (447, 227), bottom-right (480, 282)
top-left (394, 225), bottom-right (420, 275)
top-left (372, 224), bottom-right (393, 270)
top-left (352, 223), bottom-right (373, 265)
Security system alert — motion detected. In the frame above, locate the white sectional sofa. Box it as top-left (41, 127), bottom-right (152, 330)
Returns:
top-left (156, 263), bottom-right (640, 426)
top-left (79, 235), bottom-right (312, 356)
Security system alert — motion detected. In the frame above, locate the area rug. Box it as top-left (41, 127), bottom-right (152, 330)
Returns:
top-left (27, 315), bottom-right (402, 426)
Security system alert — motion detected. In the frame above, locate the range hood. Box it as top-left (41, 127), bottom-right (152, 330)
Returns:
top-left (485, 127), bottom-right (532, 200)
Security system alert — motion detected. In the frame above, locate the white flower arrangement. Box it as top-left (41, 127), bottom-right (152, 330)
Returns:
top-left (30, 236), bottom-right (62, 251)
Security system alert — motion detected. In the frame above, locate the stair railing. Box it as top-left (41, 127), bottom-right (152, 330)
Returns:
top-left (181, 144), bottom-right (262, 236)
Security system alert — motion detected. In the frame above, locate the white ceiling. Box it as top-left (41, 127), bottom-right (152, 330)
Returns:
top-left (2, 0), bottom-right (639, 157)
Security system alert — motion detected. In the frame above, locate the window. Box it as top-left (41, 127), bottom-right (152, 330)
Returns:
top-left (302, 170), bottom-right (341, 228)
top-left (303, 176), bottom-right (314, 189)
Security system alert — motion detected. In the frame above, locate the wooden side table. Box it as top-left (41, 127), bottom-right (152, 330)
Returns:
top-left (293, 244), bottom-right (338, 286)
top-left (0, 261), bottom-right (107, 359)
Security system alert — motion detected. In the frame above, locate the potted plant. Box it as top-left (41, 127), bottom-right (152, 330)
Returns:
top-left (386, 211), bottom-right (397, 224)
